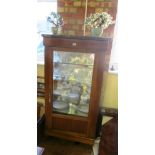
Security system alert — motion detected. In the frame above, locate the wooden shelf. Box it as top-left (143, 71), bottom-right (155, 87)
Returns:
top-left (37, 89), bottom-right (45, 93)
top-left (37, 76), bottom-right (45, 98)
top-left (37, 76), bottom-right (44, 79)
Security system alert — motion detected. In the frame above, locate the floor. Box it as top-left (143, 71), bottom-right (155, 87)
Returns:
top-left (38, 136), bottom-right (93, 155)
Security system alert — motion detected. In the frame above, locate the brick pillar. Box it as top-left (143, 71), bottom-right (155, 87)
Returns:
top-left (57, 0), bottom-right (84, 35)
top-left (57, 0), bottom-right (118, 72)
top-left (58, 0), bottom-right (118, 37)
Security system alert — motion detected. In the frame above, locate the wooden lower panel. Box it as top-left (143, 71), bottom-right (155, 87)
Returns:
top-left (45, 129), bottom-right (94, 145)
top-left (52, 116), bottom-right (88, 134)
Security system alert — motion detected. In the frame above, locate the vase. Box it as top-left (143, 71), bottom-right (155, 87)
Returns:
top-left (51, 27), bottom-right (62, 35)
top-left (91, 27), bottom-right (104, 37)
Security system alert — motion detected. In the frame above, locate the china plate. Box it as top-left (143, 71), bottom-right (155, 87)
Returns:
top-left (53, 101), bottom-right (68, 110)
top-left (77, 104), bottom-right (89, 113)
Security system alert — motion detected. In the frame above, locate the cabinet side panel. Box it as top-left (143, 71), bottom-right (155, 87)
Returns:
top-left (87, 50), bottom-right (105, 138)
top-left (44, 46), bottom-right (52, 129)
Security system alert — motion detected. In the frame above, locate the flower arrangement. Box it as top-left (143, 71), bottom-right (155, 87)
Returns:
top-left (47, 12), bottom-right (64, 27)
top-left (85, 12), bottom-right (114, 29)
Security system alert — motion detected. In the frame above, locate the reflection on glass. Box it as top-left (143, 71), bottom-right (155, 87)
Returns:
top-left (52, 51), bottom-right (94, 117)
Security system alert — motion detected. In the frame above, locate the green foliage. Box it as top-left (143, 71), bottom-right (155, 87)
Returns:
top-left (47, 12), bottom-right (64, 27)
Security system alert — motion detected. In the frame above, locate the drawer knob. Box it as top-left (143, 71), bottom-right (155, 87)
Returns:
top-left (72, 42), bottom-right (77, 46)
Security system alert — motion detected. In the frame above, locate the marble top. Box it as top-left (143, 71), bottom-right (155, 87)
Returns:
top-left (42, 33), bottom-right (112, 41)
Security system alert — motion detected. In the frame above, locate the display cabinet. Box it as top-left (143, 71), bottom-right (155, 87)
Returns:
top-left (42, 34), bottom-right (112, 145)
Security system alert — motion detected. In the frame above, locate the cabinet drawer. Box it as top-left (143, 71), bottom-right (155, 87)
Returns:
top-left (43, 37), bottom-right (107, 51)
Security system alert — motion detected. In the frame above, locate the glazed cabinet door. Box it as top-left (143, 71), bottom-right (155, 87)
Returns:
top-left (52, 50), bottom-right (95, 117)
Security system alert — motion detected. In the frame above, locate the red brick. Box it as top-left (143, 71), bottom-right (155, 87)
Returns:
top-left (60, 13), bottom-right (73, 18)
top-left (63, 24), bottom-right (72, 29)
top-left (68, 19), bottom-right (76, 24)
top-left (79, 25), bottom-right (84, 31)
top-left (72, 13), bottom-right (84, 18)
top-left (58, 1), bottom-right (65, 7)
top-left (72, 25), bottom-right (80, 30)
top-left (73, 1), bottom-right (81, 7)
top-left (100, 2), bottom-right (105, 7)
top-left (96, 2), bottom-right (100, 7)
top-left (88, 1), bottom-right (96, 7)
top-left (64, 1), bottom-right (73, 7)
top-left (58, 0), bottom-right (64, 2)
top-left (108, 9), bottom-right (117, 19)
top-left (87, 8), bottom-right (95, 16)
top-left (69, 7), bottom-right (77, 13)
top-left (105, 2), bottom-right (110, 8)
top-left (108, 2), bottom-right (113, 7)
top-left (77, 8), bottom-right (85, 14)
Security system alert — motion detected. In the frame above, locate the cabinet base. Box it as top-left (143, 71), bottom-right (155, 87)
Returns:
top-left (45, 129), bottom-right (94, 145)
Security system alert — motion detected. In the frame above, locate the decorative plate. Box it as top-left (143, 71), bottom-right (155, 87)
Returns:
top-left (77, 104), bottom-right (89, 113)
top-left (53, 101), bottom-right (68, 110)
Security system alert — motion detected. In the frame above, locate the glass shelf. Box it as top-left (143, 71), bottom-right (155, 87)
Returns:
top-left (53, 62), bottom-right (93, 67)
top-left (53, 51), bottom-right (94, 65)
top-left (53, 103), bottom-right (89, 117)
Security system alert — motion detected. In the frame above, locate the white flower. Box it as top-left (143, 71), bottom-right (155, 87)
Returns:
top-left (85, 12), bottom-right (114, 29)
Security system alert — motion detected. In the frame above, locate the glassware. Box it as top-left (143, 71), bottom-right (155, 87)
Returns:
top-left (52, 51), bottom-right (94, 117)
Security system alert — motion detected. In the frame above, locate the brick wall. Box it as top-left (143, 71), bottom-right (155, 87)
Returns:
top-left (57, 0), bottom-right (118, 72)
top-left (58, 0), bottom-right (118, 37)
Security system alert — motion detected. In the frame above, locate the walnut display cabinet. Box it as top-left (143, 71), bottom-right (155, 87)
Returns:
top-left (42, 34), bottom-right (112, 145)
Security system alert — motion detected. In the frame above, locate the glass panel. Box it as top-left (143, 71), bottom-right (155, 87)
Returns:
top-left (52, 51), bottom-right (95, 117)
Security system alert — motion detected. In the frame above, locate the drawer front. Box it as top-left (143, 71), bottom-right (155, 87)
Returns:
top-left (44, 38), bottom-right (107, 51)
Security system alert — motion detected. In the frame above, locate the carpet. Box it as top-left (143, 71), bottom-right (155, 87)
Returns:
top-left (38, 136), bottom-right (93, 155)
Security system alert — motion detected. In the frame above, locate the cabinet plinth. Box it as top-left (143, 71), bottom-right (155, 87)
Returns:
top-left (42, 34), bottom-right (112, 145)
